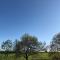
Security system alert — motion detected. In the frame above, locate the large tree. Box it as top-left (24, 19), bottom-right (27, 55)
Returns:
top-left (14, 33), bottom-right (46, 60)
top-left (50, 33), bottom-right (60, 52)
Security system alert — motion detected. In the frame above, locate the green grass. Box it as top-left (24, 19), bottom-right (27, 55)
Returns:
top-left (0, 52), bottom-right (60, 60)
top-left (0, 52), bottom-right (50, 60)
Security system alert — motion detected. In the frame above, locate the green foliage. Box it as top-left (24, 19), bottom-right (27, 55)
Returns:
top-left (21, 33), bottom-right (39, 47)
top-left (13, 33), bottom-right (47, 60)
top-left (49, 52), bottom-right (60, 60)
top-left (50, 33), bottom-right (60, 52)
top-left (1, 33), bottom-right (47, 60)
top-left (52, 33), bottom-right (60, 44)
top-left (1, 40), bottom-right (12, 51)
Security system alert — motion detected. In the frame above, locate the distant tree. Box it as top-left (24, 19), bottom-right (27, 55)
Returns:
top-left (1, 40), bottom-right (12, 51)
top-left (1, 40), bottom-right (12, 60)
top-left (38, 41), bottom-right (46, 51)
top-left (50, 33), bottom-right (60, 52)
top-left (14, 33), bottom-right (46, 60)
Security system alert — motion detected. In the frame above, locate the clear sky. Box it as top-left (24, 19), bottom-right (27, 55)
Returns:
top-left (0, 0), bottom-right (60, 45)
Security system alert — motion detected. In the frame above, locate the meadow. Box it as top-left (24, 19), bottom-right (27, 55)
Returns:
top-left (0, 52), bottom-right (60, 60)
top-left (0, 52), bottom-right (50, 60)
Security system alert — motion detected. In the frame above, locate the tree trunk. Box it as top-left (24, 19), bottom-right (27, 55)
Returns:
top-left (26, 53), bottom-right (28, 60)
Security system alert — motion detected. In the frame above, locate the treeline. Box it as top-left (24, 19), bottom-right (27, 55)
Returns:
top-left (1, 33), bottom-right (60, 52)
top-left (1, 33), bottom-right (46, 52)
top-left (0, 33), bottom-right (47, 60)
top-left (0, 33), bottom-right (60, 60)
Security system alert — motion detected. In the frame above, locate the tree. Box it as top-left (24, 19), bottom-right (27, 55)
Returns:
top-left (1, 40), bottom-right (12, 51)
top-left (21, 34), bottom-right (40, 60)
top-left (50, 33), bottom-right (60, 52)
top-left (38, 41), bottom-right (46, 51)
top-left (1, 40), bottom-right (12, 60)
top-left (14, 33), bottom-right (46, 60)
top-left (13, 39), bottom-right (23, 59)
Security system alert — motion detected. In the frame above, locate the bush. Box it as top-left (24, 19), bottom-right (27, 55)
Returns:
top-left (49, 52), bottom-right (60, 60)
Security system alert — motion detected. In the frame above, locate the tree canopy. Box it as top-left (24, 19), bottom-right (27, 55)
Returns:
top-left (13, 33), bottom-right (46, 60)
top-left (1, 40), bottom-right (12, 51)
top-left (50, 33), bottom-right (60, 52)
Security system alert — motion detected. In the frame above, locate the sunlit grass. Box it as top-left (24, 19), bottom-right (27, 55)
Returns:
top-left (0, 52), bottom-right (60, 60)
top-left (0, 52), bottom-right (50, 60)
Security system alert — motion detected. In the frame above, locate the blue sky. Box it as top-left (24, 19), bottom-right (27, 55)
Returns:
top-left (0, 0), bottom-right (60, 45)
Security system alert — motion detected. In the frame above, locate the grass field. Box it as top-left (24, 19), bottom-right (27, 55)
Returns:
top-left (0, 52), bottom-right (50, 60)
top-left (0, 52), bottom-right (60, 60)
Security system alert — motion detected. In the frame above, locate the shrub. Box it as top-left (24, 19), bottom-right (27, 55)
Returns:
top-left (49, 52), bottom-right (60, 60)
